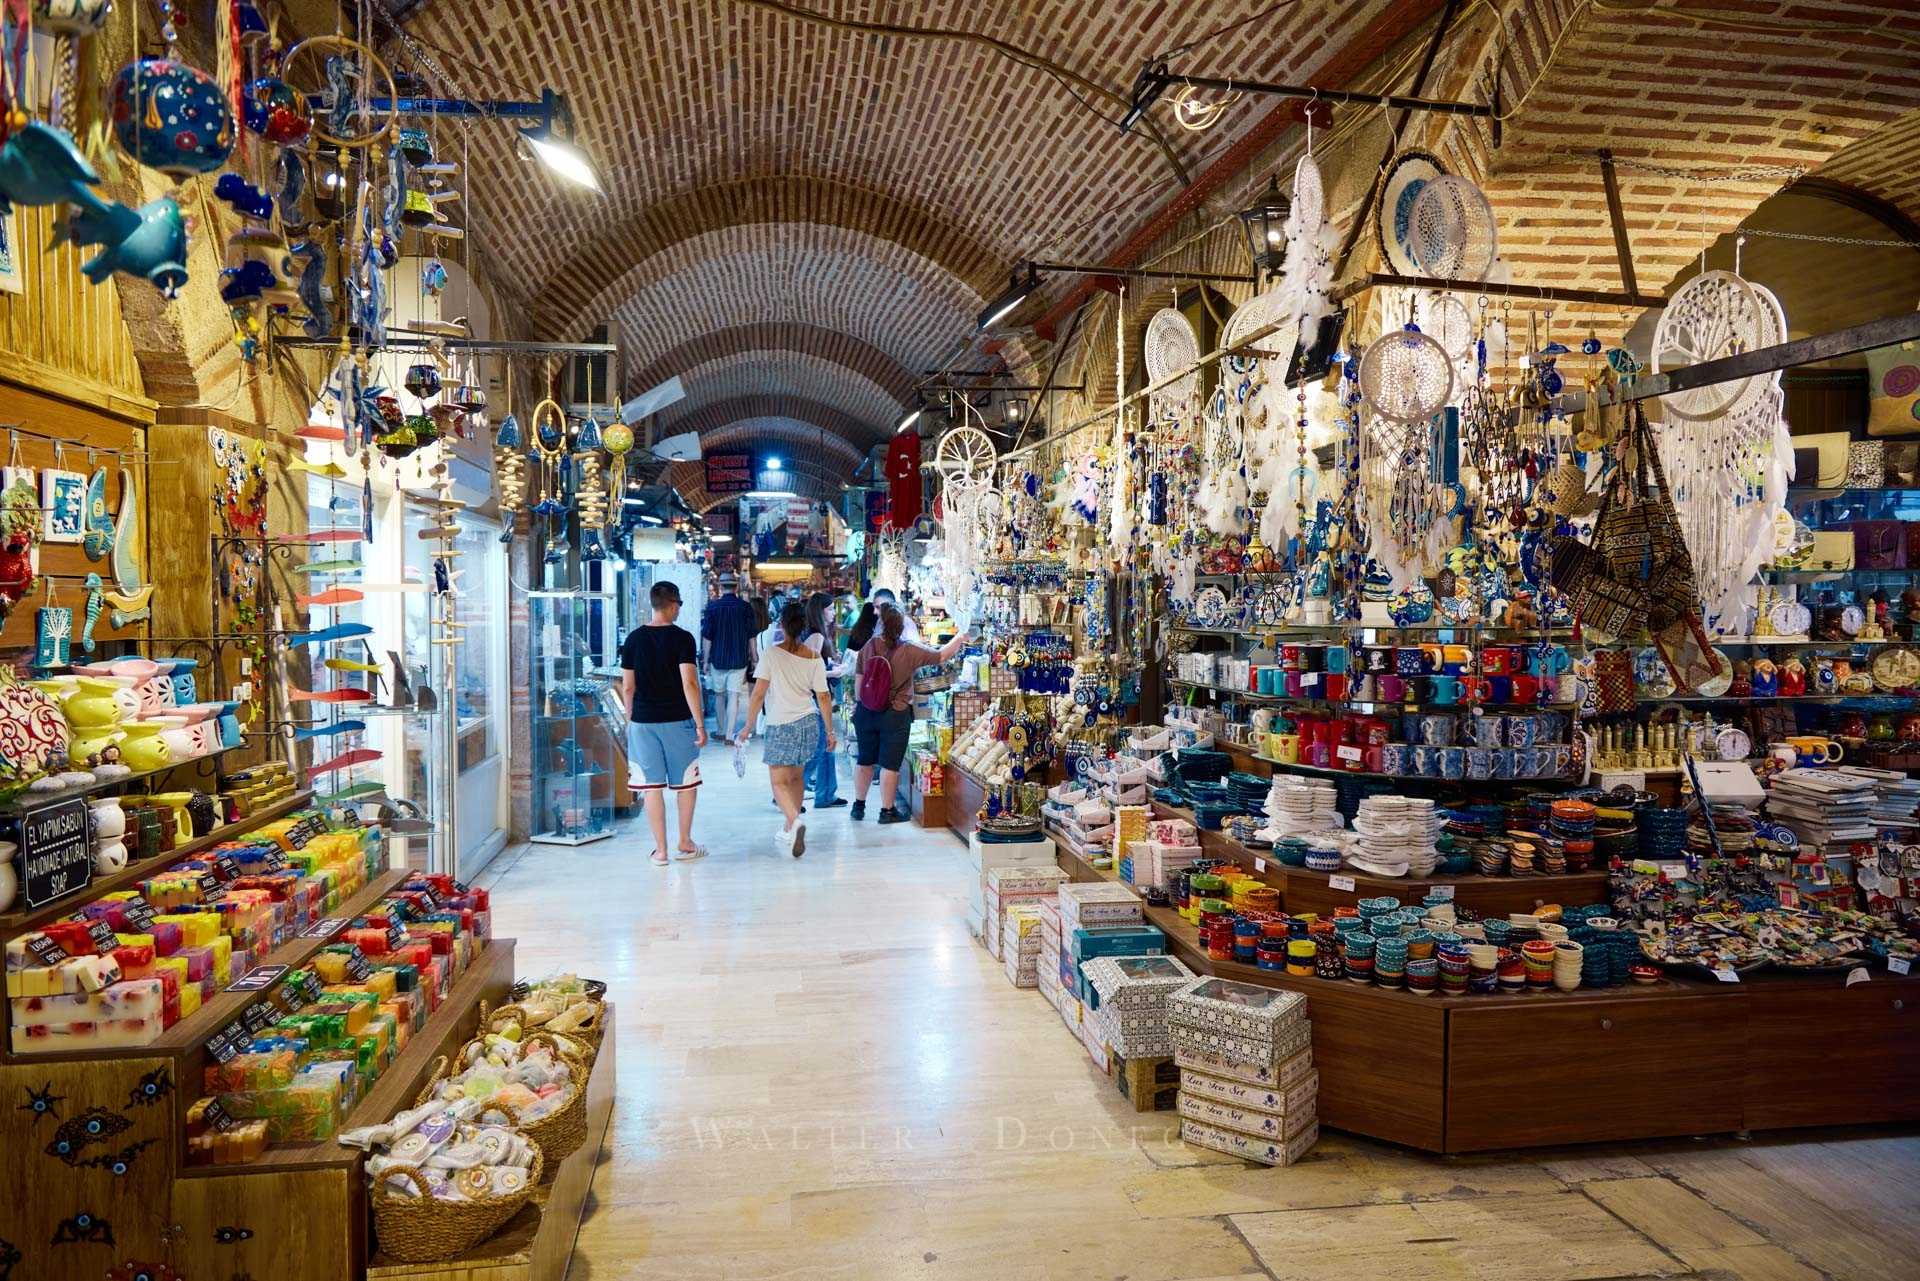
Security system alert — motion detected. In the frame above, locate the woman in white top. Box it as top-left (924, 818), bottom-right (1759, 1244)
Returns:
top-left (737, 601), bottom-right (834, 857)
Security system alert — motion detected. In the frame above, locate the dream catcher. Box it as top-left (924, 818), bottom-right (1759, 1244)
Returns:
top-left (1195, 381), bottom-right (1248, 537)
top-left (1145, 307), bottom-right (1201, 423)
top-left (872, 532), bottom-right (908, 598)
top-left (932, 422), bottom-right (997, 480)
top-left (1375, 151), bottom-right (1447, 278)
top-left (1407, 176), bottom-right (1498, 282)
top-left (1652, 270), bottom-right (1793, 629)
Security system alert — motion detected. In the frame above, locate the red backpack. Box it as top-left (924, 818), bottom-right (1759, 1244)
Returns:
top-left (857, 644), bottom-right (896, 712)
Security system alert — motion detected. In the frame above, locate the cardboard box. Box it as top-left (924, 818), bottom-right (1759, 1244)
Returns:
top-left (1178, 1117), bottom-right (1318, 1166)
top-left (1167, 979), bottom-right (1309, 1065)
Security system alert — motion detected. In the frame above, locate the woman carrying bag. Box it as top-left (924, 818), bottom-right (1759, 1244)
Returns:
top-left (850, 605), bottom-right (968, 823)
top-left (736, 602), bottom-right (835, 857)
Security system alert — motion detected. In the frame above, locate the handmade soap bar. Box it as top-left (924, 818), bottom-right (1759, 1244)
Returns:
top-left (12, 1012), bottom-right (166, 1053)
top-left (11, 977), bottom-right (164, 1028)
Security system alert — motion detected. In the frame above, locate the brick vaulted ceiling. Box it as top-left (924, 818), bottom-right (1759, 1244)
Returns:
top-left (392, 0), bottom-right (1402, 476)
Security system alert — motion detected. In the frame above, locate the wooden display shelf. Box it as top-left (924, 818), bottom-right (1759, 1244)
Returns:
top-left (3, 862), bottom-right (405, 1064)
top-left (1055, 844), bottom-right (1920, 1153)
top-left (192, 935), bottom-right (517, 1175)
top-left (368, 999), bottom-right (616, 1280)
top-left (0, 788), bottom-right (313, 934)
top-left (947, 761), bottom-right (988, 841)
top-left (1147, 801), bottom-right (1611, 918)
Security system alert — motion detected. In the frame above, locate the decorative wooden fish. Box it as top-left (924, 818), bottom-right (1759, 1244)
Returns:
top-left (296, 587), bottom-right (363, 608)
top-left (293, 718), bottom-right (366, 739)
top-left (293, 559), bottom-right (362, 575)
top-left (285, 621), bottom-right (372, 648)
top-left (287, 686), bottom-right (373, 703)
top-left (274, 529), bottom-right (361, 544)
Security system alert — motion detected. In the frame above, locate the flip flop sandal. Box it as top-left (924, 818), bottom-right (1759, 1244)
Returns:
top-left (650, 852), bottom-right (670, 866)
top-left (675, 845), bottom-right (709, 861)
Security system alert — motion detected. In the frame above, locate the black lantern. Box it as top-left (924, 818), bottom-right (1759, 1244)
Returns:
top-left (1003, 397), bottom-right (1028, 429)
top-left (1237, 176), bottom-right (1290, 282)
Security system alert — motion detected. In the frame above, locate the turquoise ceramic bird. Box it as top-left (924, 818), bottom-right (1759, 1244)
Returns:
top-left (0, 122), bottom-right (107, 216)
top-left (55, 196), bottom-right (190, 298)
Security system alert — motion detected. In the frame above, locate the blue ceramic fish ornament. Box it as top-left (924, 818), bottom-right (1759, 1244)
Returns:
top-left (220, 259), bottom-right (276, 303)
top-left (0, 122), bottom-right (106, 216)
top-left (55, 196), bottom-right (190, 298)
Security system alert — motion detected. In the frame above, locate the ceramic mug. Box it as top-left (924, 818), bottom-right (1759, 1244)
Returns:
top-left (1786, 736), bottom-right (1843, 763)
top-left (1364, 646), bottom-right (1392, 673)
top-left (1378, 674), bottom-right (1405, 702)
top-left (1420, 715), bottom-right (1456, 746)
top-left (1439, 747), bottom-right (1466, 780)
top-left (1493, 747), bottom-right (1517, 779)
top-left (1466, 746), bottom-right (1493, 779)
top-left (1430, 674), bottom-right (1461, 705)
top-left (1471, 714), bottom-right (1503, 747)
top-left (1413, 745), bottom-right (1437, 776)
top-left (1511, 674), bottom-right (1541, 704)
top-left (1396, 647), bottom-right (1427, 676)
top-left (1481, 646), bottom-right (1517, 676)
top-left (1488, 675), bottom-right (1512, 704)
top-left (1272, 733), bottom-right (1301, 764)
top-left (1381, 744), bottom-right (1410, 775)
top-left (1529, 645), bottom-right (1573, 677)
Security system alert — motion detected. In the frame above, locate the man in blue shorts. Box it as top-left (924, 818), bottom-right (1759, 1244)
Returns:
top-left (619, 581), bottom-right (709, 866)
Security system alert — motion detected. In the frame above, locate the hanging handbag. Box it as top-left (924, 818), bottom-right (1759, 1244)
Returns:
top-left (1847, 440), bottom-right (1885, 489)
top-left (1591, 648), bottom-right (1637, 714)
top-left (1852, 520), bottom-right (1906, 570)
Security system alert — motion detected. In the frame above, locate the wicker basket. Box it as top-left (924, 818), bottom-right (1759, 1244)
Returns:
top-left (417, 1032), bottom-right (589, 1176)
top-left (484, 998), bottom-right (604, 1058)
top-left (371, 1146), bottom-right (544, 1264)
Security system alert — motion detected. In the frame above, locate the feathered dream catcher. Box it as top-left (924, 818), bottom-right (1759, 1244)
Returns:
top-left (1650, 269), bottom-right (1793, 632)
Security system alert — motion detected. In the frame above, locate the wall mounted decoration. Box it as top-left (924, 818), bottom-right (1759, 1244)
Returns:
top-left (39, 469), bottom-right (85, 543)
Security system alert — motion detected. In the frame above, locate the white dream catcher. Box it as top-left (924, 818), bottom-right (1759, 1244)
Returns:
top-left (1653, 272), bottom-right (1793, 631)
top-left (932, 422), bottom-right (998, 479)
top-left (872, 531), bottom-right (908, 598)
top-left (1145, 306), bottom-right (1201, 422)
top-left (1650, 270), bottom-right (1773, 423)
top-left (1358, 326), bottom-right (1455, 425)
top-left (1407, 175), bottom-right (1499, 283)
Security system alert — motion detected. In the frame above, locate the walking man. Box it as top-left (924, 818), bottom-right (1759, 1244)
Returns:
top-left (700, 572), bottom-right (756, 740)
top-left (621, 580), bottom-right (709, 866)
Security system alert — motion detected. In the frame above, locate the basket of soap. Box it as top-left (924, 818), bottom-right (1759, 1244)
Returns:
top-left (417, 1030), bottom-right (588, 1173)
top-left (344, 1099), bottom-right (545, 1263)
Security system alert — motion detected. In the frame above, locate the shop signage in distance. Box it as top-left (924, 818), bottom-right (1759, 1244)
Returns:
top-left (703, 449), bottom-right (753, 494)
top-left (20, 797), bottom-right (91, 909)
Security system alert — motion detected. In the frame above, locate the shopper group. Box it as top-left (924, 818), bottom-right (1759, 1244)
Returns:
top-left (618, 575), bottom-right (966, 862)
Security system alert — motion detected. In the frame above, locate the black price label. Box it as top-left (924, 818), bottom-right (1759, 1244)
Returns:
top-left (198, 873), bottom-right (227, 903)
top-left (122, 897), bottom-right (156, 931)
top-left (243, 1001), bottom-right (277, 1033)
top-left (214, 855), bottom-right (240, 880)
top-left (20, 797), bottom-right (92, 910)
top-left (301, 916), bottom-right (345, 940)
top-left (280, 981), bottom-right (308, 1014)
top-left (262, 850), bottom-right (287, 872)
top-left (420, 886), bottom-right (442, 909)
top-left (226, 963), bottom-right (288, 994)
top-left (26, 934), bottom-right (67, 966)
top-left (205, 1019), bottom-right (247, 1064)
top-left (344, 949), bottom-right (372, 982)
top-left (87, 919), bottom-right (118, 954)
top-left (202, 1098), bottom-right (235, 1133)
top-left (386, 920), bottom-right (406, 951)
top-left (285, 825), bottom-right (309, 850)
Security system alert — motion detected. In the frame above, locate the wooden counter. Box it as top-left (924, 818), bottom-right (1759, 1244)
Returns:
top-left (1056, 844), bottom-right (1920, 1153)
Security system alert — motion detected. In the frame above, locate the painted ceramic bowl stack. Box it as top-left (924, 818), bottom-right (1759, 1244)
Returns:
top-left (1167, 978), bottom-right (1318, 1166)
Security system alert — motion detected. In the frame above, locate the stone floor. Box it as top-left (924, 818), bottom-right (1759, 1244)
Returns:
top-left (480, 747), bottom-right (1920, 1281)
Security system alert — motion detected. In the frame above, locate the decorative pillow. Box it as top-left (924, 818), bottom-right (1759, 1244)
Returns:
top-left (1866, 341), bottom-right (1920, 437)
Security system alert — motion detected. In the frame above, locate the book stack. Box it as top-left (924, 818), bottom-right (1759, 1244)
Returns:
top-left (1167, 977), bottom-right (1318, 1166)
top-left (1767, 769), bottom-right (1878, 847)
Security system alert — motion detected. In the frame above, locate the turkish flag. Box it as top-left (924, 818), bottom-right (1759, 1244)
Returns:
top-left (885, 433), bottom-right (922, 531)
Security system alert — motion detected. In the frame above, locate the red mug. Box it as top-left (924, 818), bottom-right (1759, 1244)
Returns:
top-left (1511, 674), bottom-right (1541, 704)
top-left (1325, 672), bottom-right (1348, 701)
top-left (1458, 675), bottom-right (1491, 703)
top-left (1481, 646), bottom-right (1517, 676)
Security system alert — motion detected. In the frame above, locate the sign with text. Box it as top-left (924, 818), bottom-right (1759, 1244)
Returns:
top-left (703, 449), bottom-right (753, 495)
top-left (227, 963), bottom-right (288, 994)
top-left (21, 798), bottom-right (91, 909)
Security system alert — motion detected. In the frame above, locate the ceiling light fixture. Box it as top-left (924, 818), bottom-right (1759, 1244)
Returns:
top-left (519, 89), bottom-right (602, 192)
top-left (709, 533), bottom-right (734, 544)
top-left (765, 456), bottom-right (783, 472)
top-left (977, 263), bottom-right (1042, 332)
top-left (745, 489), bottom-right (797, 499)
top-left (895, 407), bottom-right (922, 435)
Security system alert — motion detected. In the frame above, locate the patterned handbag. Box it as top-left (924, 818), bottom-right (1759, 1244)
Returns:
top-left (1847, 440), bottom-right (1885, 489)
top-left (1591, 648), bottom-right (1637, 714)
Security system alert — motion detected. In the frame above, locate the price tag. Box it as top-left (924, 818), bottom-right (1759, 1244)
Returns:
top-left (1712, 967), bottom-right (1740, 983)
top-left (214, 855), bottom-right (240, 880)
top-left (1336, 745), bottom-right (1363, 763)
top-left (452, 879), bottom-right (469, 895)
top-left (226, 963), bottom-right (288, 994)
top-left (285, 824), bottom-right (310, 851)
top-left (243, 1001), bottom-right (278, 1033)
top-left (204, 1019), bottom-right (247, 1064)
top-left (122, 896), bottom-right (156, 931)
top-left (1890, 956), bottom-right (1912, 976)
top-left (198, 873), bottom-right (227, 903)
top-left (301, 917), bottom-right (345, 940)
top-left (86, 919), bottom-right (118, 953)
top-left (420, 885), bottom-right (442, 909)
top-left (1845, 967), bottom-right (1872, 987)
top-left (1329, 875), bottom-right (1356, 893)
top-left (26, 934), bottom-right (68, 966)
top-left (344, 949), bottom-right (372, 982)
top-left (1253, 857), bottom-right (1267, 874)
top-left (202, 1097), bottom-right (236, 1133)
top-left (1428, 885), bottom-right (1455, 901)
top-left (262, 850), bottom-right (287, 873)
top-left (386, 920), bottom-right (406, 951)
top-left (279, 979), bottom-right (310, 1014)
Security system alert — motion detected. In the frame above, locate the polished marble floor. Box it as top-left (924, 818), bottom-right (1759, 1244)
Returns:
top-left (481, 747), bottom-right (1920, 1281)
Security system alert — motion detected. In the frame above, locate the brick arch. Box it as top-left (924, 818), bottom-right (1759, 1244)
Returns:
top-left (624, 323), bottom-right (916, 404)
top-left (694, 418), bottom-right (864, 472)
top-left (648, 350), bottom-right (905, 439)
top-left (664, 397), bottom-right (880, 456)
top-left (602, 224), bottom-right (985, 376)
top-left (537, 176), bottom-right (1003, 343)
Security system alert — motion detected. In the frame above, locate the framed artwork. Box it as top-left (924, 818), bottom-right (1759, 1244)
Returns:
top-left (41, 469), bottom-right (85, 542)
top-left (0, 209), bottom-right (20, 295)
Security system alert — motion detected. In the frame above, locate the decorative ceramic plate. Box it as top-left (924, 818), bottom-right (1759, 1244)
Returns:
top-left (1634, 646), bottom-right (1676, 698)
top-left (1839, 604), bottom-right (1865, 636)
top-left (1192, 586), bottom-right (1228, 629)
top-left (1871, 646), bottom-right (1920, 691)
top-left (1692, 648), bottom-right (1734, 697)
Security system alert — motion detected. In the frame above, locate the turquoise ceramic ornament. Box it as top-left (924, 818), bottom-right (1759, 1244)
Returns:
top-left (111, 58), bottom-right (235, 176)
top-left (0, 122), bottom-right (105, 216)
top-left (55, 196), bottom-right (190, 298)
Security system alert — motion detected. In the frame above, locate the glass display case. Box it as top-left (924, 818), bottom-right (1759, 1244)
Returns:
top-left (529, 589), bottom-right (622, 844)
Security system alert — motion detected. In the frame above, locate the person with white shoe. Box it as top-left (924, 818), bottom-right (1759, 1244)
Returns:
top-left (619, 580), bottom-right (709, 866)
top-left (736, 601), bottom-right (835, 857)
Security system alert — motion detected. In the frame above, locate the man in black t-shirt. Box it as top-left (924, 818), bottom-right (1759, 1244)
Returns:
top-left (618, 581), bottom-right (709, 866)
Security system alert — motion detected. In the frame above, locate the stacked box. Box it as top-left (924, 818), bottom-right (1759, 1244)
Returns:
top-left (1113, 806), bottom-right (1151, 882)
top-left (1069, 924), bottom-right (1165, 1007)
top-left (1001, 904), bottom-right (1044, 988)
top-left (965, 831), bottom-right (1058, 944)
top-left (1058, 881), bottom-right (1144, 930)
top-left (984, 865), bottom-right (1067, 961)
top-left (1084, 954), bottom-right (1195, 1059)
top-left (1168, 978), bottom-right (1317, 1167)
top-left (1132, 839), bottom-right (1207, 890)
top-left (1035, 900), bottom-right (1066, 1014)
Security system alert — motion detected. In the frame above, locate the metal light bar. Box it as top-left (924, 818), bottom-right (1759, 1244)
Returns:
top-left (1598, 309), bottom-right (1920, 407)
top-left (920, 380), bottom-right (1085, 394)
top-left (1029, 259), bottom-right (1256, 285)
top-left (1331, 272), bottom-right (1668, 311)
top-left (1126, 66), bottom-right (1494, 131)
top-left (272, 336), bottom-right (616, 355)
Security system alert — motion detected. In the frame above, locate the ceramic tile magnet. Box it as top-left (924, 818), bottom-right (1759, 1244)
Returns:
top-left (34, 606), bottom-right (71, 668)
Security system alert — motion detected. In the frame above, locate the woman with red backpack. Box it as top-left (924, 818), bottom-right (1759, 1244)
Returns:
top-left (850, 604), bottom-right (969, 823)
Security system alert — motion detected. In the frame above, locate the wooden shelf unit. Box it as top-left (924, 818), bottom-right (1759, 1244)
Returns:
top-left (1056, 844), bottom-right (1920, 1153)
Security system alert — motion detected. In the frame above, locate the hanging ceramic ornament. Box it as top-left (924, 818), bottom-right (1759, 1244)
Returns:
top-left (110, 59), bottom-right (235, 176)
top-left (0, 122), bottom-right (105, 216)
top-left (244, 75), bottom-right (313, 145)
top-left (602, 421), bottom-right (634, 498)
top-left (53, 197), bottom-right (191, 297)
top-left (0, 480), bottom-right (41, 626)
top-left (33, 604), bottom-right (71, 669)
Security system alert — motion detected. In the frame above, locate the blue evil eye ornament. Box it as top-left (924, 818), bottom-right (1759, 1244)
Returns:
top-left (111, 58), bottom-right (235, 177)
top-left (244, 76), bottom-right (312, 145)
